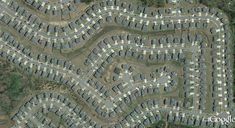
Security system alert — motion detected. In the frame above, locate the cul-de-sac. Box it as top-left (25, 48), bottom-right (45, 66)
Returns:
top-left (0, 0), bottom-right (234, 128)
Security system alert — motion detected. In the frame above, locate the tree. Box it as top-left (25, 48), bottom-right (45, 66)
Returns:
top-left (6, 73), bottom-right (23, 101)
top-left (81, 0), bottom-right (94, 4)
top-left (140, 0), bottom-right (165, 7)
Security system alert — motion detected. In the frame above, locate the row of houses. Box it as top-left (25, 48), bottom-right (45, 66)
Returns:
top-left (12, 92), bottom-right (188, 127)
top-left (1, 0), bottom-right (228, 52)
top-left (117, 98), bottom-right (179, 127)
top-left (167, 111), bottom-right (232, 128)
top-left (12, 92), bottom-right (100, 128)
top-left (24, 0), bottom-right (80, 17)
top-left (84, 32), bottom-right (195, 70)
top-left (209, 19), bottom-right (233, 113)
top-left (0, 32), bottom-right (82, 80)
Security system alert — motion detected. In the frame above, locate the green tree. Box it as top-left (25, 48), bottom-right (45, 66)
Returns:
top-left (140, 0), bottom-right (165, 7)
top-left (81, 0), bottom-right (94, 4)
top-left (6, 73), bottom-right (23, 100)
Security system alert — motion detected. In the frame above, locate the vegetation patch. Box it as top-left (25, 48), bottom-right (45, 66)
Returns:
top-left (139, 0), bottom-right (165, 7)
top-left (81, 0), bottom-right (94, 4)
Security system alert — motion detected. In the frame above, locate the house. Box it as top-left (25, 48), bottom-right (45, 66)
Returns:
top-left (174, 23), bottom-right (182, 29)
top-left (98, 18), bottom-right (104, 25)
top-left (143, 118), bottom-right (151, 125)
top-left (122, 18), bottom-right (129, 27)
top-left (142, 24), bottom-right (148, 32)
top-left (87, 28), bottom-right (94, 35)
top-left (127, 3), bottom-right (134, 12)
top-left (106, 16), bottom-right (113, 23)
top-left (135, 22), bottom-right (143, 30)
top-left (137, 54), bottom-right (144, 61)
top-left (189, 22), bottom-right (196, 28)
top-left (182, 22), bottom-right (189, 29)
top-left (94, 124), bottom-right (102, 128)
top-left (1, 14), bottom-right (11, 24)
top-left (115, 16), bottom-right (122, 24)
top-left (128, 21), bottom-right (136, 29)
top-left (140, 88), bottom-right (147, 96)
top-left (137, 5), bottom-right (145, 14)
top-left (106, 0), bottom-right (114, 6)
top-left (117, 83), bottom-right (124, 92)
top-left (144, 8), bottom-right (154, 17)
